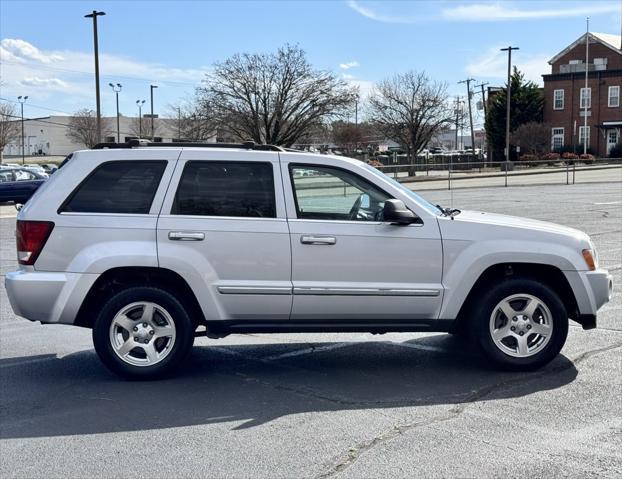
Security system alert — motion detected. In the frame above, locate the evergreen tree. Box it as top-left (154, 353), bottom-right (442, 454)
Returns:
top-left (485, 68), bottom-right (544, 161)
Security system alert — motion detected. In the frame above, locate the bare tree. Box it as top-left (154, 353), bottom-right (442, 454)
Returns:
top-left (66, 109), bottom-right (112, 147)
top-left (332, 121), bottom-right (362, 154)
top-left (196, 44), bottom-right (358, 146)
top-left (0, 103), bottom-right (20, 160)
top-left (368, 71), bottom-right (453, 161)
top-left (511, 122), bottom-right (551, 156)
top-left (166, 103), bottom-right (217, 141)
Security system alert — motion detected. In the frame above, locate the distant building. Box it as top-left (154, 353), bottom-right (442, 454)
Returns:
top-left (3, 115), bottom-right (216, 158)
top-left (543, 32), bottom-right (621, 156)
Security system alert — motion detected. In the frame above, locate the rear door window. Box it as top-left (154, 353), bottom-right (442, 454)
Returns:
top-left (171, 161), bottom-right (276, 218)
top-left (61, 161), bottom-right (167, 214)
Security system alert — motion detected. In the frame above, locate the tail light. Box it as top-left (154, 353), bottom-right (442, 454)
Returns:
top-left (16, 220), bottom-right (54, 266)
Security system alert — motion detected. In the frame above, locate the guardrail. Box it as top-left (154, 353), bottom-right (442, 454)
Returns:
top-left (375, 158), bottom-right (622, 190)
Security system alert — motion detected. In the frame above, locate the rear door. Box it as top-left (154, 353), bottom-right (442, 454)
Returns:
top-left (157, 149), bottom-right (292, 321)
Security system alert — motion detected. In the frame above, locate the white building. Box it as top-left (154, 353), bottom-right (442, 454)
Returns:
top-left (3, 115), bottom-right (215, 158)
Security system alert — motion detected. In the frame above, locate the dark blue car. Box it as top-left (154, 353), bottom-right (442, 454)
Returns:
top-left (0, 168), bottom-right (47, 204)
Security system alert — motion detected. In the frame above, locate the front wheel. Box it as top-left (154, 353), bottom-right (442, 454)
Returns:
top-left (474, 279), bottom-right (569, 371)
top-left (93, 287), bottom-right (195, 379)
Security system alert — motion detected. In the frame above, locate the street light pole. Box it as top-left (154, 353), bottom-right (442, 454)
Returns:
top-left (136, 100), bottom-right (145, 138)
top-left (500, 46), bottom-right (519, 187)
top-left (17, 96), bottom-right (28, 164)
top-left (150, 85), bottom-right (158, 141)
top-left (84, 10), bottom-right (106, 144)
top-left (109, 83), bottom-right (122, 142)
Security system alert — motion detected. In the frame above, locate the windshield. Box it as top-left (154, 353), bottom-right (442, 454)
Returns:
top-left (361, 163), bottom-right (444, 215)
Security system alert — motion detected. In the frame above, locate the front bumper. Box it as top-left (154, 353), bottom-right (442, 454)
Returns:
top-left (564, 268), bottom-right (613, 328)
top-left (5, 269), bottom-right (98, 324)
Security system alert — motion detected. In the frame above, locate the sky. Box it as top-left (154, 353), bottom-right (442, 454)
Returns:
top-left (1, 0), bottom-right (621, 130)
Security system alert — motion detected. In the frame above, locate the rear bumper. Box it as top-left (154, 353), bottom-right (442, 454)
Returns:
top-left (5, 269), bottom-right (98, 324)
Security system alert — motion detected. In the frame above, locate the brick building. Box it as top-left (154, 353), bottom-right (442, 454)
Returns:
top-left (543, 32), bottom-right (621, 156)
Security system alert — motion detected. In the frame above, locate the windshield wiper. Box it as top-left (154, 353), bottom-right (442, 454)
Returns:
top-left (435, 205), bottom-right (461, 217)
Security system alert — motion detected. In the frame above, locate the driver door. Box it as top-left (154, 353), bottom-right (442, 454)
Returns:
top-left (282, 157), bottom-right (443, 321)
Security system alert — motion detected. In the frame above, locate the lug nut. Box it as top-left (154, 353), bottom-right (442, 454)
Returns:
top-left (142, 322), bottom-right (148, 327)
top-left (512, 316), bottom-right (517, 321)
top-left (134, 337), bottom-right (138, 341)
top-left (511, 326), bottom-right (516, 331)
top-left (527, 325), bottom-right (532, 330)
top-left (133, 326), bottom-right (138, 332)
top-left (144, 339), bottom-right (149, 344)
top-left (519, 331), bottom-right (525, 336)
top-left (149, 330), bottom-right (155, 335)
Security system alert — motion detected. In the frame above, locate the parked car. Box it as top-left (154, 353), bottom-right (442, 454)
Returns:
top-left (41, 163), bottom-right (58, 174)
top-left (0, 168), bottom-right (47, 204)
top-left (22, 164), bottom-right (49, 178)
top-left (5, 141), bottom-right (612, 379)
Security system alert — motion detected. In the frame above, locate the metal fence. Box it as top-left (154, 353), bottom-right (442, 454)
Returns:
top-left (375, 157), bottom-right (622, 190)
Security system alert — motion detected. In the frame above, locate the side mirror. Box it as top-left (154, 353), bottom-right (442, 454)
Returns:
top-left (383, 199), bottom-right (419, 225)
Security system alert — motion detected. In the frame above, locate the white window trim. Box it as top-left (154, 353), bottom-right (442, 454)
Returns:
top-left (551, 127), bottom-right (564, 150)
top-left (553, 89), bottom-right (564, 110)
top-left (579, 126), bottom-right (590, 147)
top-left (608, 86), bottom-right (620, 108)
top-left (580, 87), bottom-right (592, 109)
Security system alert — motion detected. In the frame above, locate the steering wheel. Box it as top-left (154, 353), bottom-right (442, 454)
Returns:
top-left (348, 194), bottom-right (363, 220)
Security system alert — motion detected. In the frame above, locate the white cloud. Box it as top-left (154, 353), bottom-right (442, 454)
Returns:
top-left (339, 60), bottom-right (360, 70)
top-left (19, 77), bottom-right (69, 89)
top-left (1, 38), bottom-right (63, 63)
top-left (443, 2), bottom-right (620, 22)
top-left (347, 1), bottom-right (620, 24)
top-left (465, 47), bottom-right (550, 85)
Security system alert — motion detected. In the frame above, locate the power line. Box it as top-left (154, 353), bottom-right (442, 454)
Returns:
top-left (0, 97), bottom-right (73, 115)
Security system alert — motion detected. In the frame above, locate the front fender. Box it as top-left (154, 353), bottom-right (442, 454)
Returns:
top-left (439, 239), bottom-right (583, 319)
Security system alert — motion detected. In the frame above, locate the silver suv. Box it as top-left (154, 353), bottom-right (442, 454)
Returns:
top-left (6, 141), bottom-right (613, 379)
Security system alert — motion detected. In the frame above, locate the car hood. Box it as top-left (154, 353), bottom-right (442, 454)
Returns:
top-left (438, 210), bottom-right (592, 248)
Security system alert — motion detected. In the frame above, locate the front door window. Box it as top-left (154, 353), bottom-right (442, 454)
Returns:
top-left (607, 130), bottom-right (619, 155)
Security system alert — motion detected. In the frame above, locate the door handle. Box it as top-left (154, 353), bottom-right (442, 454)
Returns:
top-left (168, 231), bottom-right (205, 241)
top-left (300, 235), bottom-right (336, 245)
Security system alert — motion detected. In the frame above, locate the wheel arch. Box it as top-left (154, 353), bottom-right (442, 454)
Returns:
top-left (74, 266), bottom-right (205, 328)
top-left (452, 262), bottom-right (579, 334)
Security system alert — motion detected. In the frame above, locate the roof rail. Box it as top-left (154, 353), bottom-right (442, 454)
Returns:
top-left (91, 139), bottom-right (283, 151)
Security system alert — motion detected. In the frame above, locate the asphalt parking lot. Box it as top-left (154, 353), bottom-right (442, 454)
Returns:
top-left (0, 180), bottom-right (620, 478)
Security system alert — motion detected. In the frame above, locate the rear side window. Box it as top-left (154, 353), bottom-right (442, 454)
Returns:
top-left (62, 161), bottom-right (166, 214)
top-left (172, 161), bottom-right (275, 218)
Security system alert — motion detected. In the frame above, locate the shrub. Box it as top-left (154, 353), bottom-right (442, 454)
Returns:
top-left (519, 154), bottom-right (538, 166)
top-left (579, 153), bottom-right (595, 163)
top-left (561, 152), bottom-right (579, 160)
top-left (609, 143), bottom-right (622, 158)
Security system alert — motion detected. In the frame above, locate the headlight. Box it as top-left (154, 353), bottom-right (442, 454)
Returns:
top-left (582, 249), bottom-right (598, 271)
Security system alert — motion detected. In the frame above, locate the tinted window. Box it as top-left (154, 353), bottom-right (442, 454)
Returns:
top-left (172, 161), bottom-right (276, 218)
top-left (62, 161), bottom-right (166, 214)
top-left (290, 165), bottom-right (391, 221)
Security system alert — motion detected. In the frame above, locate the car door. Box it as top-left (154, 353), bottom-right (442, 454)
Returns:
top-left (281, 154), bottom-right (443, 321)
top-left (157, 149), bottom-right (292, 322)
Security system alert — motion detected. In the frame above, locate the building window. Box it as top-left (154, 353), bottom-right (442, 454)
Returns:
top-left (553, 89), bottom-right (564, 110)
top-left (608, 86), bottom-right (620, 107)
top-left (579, 126), bottom-right (590, 147)
top-left (551, 128), bottom-right (564, 151)
top-left (580, 88), bottom-right (591, 109)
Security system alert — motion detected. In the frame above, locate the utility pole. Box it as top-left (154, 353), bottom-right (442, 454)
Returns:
top-left (150, 85), bottom-right (158, 141)
top-left (454, 96), bottom-right (460, 151)
top-left (178, 107), bottom-right (182, 140)
top-left (17, 96), bottom-right (28, 163)
top-left (500, 46), bottom-right (519, 186)
top-left (474, 82), bottom-right (489, 116)
top-left (583, 17), bottom-right (590, 155)
top-left (136, 100), bottom-right (145, 138)
top-left (109, 83), bottom-right (122, 142)
top-left (459, 78), bottom-right (476, 161)
top-left (85, 10), bottom-right (106, 144)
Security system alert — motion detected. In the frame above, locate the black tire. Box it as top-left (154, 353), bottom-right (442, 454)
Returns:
top-left (93, 286), bottom-right (195, 380)
top-left (473, 278), bottom-right (568, 371)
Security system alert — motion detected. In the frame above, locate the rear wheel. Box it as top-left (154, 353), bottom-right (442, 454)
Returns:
top-left (93, 287), bottom-right (194, 379)
top-left (474, 279), bottom-right (568, 371)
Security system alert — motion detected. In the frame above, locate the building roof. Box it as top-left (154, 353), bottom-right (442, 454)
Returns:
top-left (548, 32), bottom-right (622, 65)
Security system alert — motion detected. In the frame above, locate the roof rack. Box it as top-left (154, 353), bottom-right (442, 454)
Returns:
top-left (91, 139), bottom-right (283, 151)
